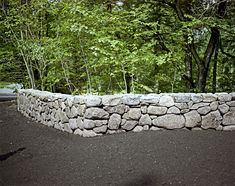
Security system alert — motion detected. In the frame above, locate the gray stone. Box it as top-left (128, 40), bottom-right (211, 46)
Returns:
top-left (226, 101), bottom-right (235, 107)
top-left (167, 106), bottom-right (180, 114)
top-left (123, 108), bottom-right (141, 120)
top-left (73, 96), bottom-right (85, 104)
top-left (65, 97), bottom-right (74, 107)
top-left (173, 93), bottom-right (191, 103)
top-left (152, 114), bottom-right (185, 129)
top-left (150, 126), bottom-right (164, 131)
top-left (222, 111), bottom-right (235, 125)
top-left (74, 128), bottom-right (83, 136)
top-left (107, 129), bottom-right (125, 135)
top-left (82, 129), bottom-right (97, 137)
top-left (77, 117), bottom-right (84, 129)
top-left (76, 105), bottom-right (86, 116)
top-left (218, 104), bottom-right (229, 114)
top-left (175, 103), bottom-right (188, 109)
top-left (85, 96), bottom-right (102, 107)
top-left (184, 110), bottom-right (201, 128)
top-left (83, 119), bottom-right (96, 129)
top-left (104, 105), bottom-right (128, 115)
top-left (140, 95), bottom-right (160, 105)
top-left (190, 103), bottom-right (210, 110)
top-left (69, 119), bottom-right (79, 130)
top-left (210, 101), bottom-right (218, 111)
top-left (121, 119), bottom-right (127, 126)
top-left (102, 95), bottom-right (122, 106)
top-left (188, 101), bottom-right (193, 108)
top-left (150, 115), bottom-right (158, 119)
top-left (202, 93), bottom-right (217, 102)
top-left (67, 105), bottom-right (78, 118)
top-left (85, 108), bottom-right (109, 119)
top-left (47, 121), bottom-right (54, 127)
top-left (108, 114), bottom-right (121, 129)
top-left (147, 106), bottom-right (167, 115)
top-left (133, 126), bottom-right (143, 132)
top-left (60, 101), bottom-right (66, 111)
top-left (93, 125), bottom-right (108, 133)
top-left (223, 125), bottom-right (235, 131)
top-left (216, 125), bottom-right (223, 131)
top-left (191, 127), bottom-right (202, 131)
top-left (141, 106), bottom-right (147, 114)
top-left (64, 123), bottom-right (73, 133)
top-left (230, 107), bottom-right (235, 111)
top-left (229, 92), bottom-right (235, 100)
top-left (122, 95), bottom-right (140, 106)
top-left (216, 93), bottom-right (232, 102)
top-left (58, 110), bottom-right (69, 123)
top-left (158, 95), bottom-right (174, 107)
top-left (54, 123), bottom-right (64, 131)
top-left (139, 114), bottom-right (152, 126)
top-left (201, 110), bottom-right (222, 129)
top-left (94, 120), bottom-right (108, 127)
top-left (143, 125), bottom-right (149, 130)
top-left (197, 106), bottom-right (211, 115)
top-left (121, 120), bottom-right (138, 131)
top-left (191, 94), bottom-right (203, 103)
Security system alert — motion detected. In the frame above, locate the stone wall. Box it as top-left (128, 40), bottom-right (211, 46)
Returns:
top-left (17, 89), bottom-right (235, 137)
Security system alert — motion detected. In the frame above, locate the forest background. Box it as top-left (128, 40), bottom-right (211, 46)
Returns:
top-left (0, 0), bottom-right (234, 95)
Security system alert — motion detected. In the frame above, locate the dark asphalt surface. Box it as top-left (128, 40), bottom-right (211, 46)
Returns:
top-left (0, 93), bottom-right (17, 101)
top-left (0, 101), bottom-right (235, 186)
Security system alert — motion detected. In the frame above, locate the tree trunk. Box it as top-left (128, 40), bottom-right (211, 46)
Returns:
top-left (197, 27), bottom-right (220, 92)
top-left (184, 46), bottom-right (194, 92)
top-left (212, 42), bottom-right (219, 93)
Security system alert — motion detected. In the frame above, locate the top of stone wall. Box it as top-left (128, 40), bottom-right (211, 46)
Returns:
top-left (18, 89), bottom-right (235, 107)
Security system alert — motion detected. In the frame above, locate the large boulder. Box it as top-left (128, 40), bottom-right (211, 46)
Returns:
top-left (85, 96), bottom-right (102, 107)
top-left (216, 93), bottom-right (232, 102)
top-left (218, 104), bottom-right (229, 114)
top-left (133, 126), bottom-right (144, 132)
top-left (85, 108), bottom-right (109, 119)
top-left (201, 110), bottom-right (222, 129)
top-left (159, 95), bottom-right (174, 107)
top-left (140, 95), bottom-right (160, 105)
top-left (139, 114), bottom-right (152, 126)
top-left (83, 119), bottom-right (107, 129)
top-left (104, 104), bottom-right (128, 115)
top-left (93, 125), bottom-right (108, 133)
top-left (123, 108), bottom-right (141, 120)
top-left (222, 111), bottom-right (235, 125)
top-left (147, 106), bottom-right (167, 115)
top-left (121, 120), bottom-right (138, 131)
top-left (210, 101), bottom-right (218, 111)
top-left (102, 95), bottom-right (122, 106)
top-left (152, 114), bottom-right (185, 129)
top-left (108, 114), bottom-right (121, 129)
top-left (167, 106), bottom-right (180, 114)
top-left (190, 103), bottom-right (210, 110)
top-left (202, 93), bottom-right (217, 102)
top-left (184, 110), bottom-right (201, 128)
top-left (83, 119), bottom-right (96, 129)
top-left (197, 106), bottom-right (211, 115)
top-left (122, 95), bottom-right (140, 106)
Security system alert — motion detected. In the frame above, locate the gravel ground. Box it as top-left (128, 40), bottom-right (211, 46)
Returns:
top-left (0, 101), bottom-right (235, 186)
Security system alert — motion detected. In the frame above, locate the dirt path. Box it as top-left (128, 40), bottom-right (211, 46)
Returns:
top-left (0, 101), bottom-right (235, 186)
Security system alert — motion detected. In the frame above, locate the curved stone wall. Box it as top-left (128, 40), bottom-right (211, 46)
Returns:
top-left (17, 89), bottom-right (235, 137)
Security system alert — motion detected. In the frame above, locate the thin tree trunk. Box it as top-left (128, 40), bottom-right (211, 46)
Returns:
top-left (184, 46), bottom-right (194, 92)
top-left (212, 42), bottom-right (219, 93)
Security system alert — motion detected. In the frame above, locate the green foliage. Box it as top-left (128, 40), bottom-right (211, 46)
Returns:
top-left (1, 0), bottom-right (234, 93)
